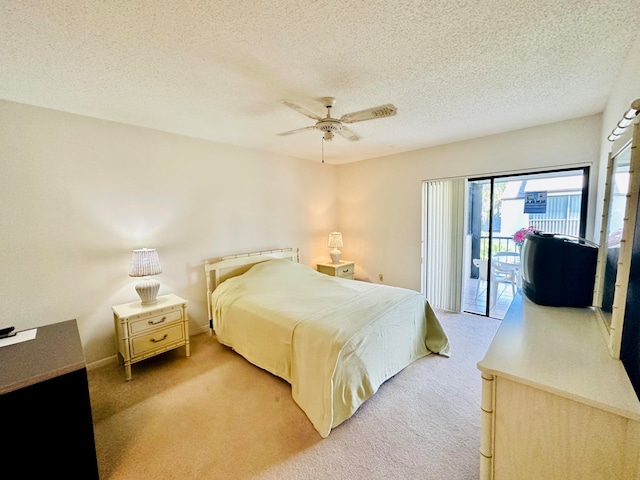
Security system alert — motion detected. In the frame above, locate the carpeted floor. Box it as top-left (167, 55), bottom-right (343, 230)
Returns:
top-left (88, 310), bottom-right (500, 479)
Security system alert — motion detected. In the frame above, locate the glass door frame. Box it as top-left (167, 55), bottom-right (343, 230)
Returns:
top-left (466, 166), bottom-right (590, 318)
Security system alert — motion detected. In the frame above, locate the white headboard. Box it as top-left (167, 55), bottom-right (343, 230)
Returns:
top-left (204, 248), bottom-right (299, 328)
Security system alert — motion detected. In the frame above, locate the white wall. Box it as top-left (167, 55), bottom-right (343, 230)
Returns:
top-left (596, 31), bottom-right (640, 237)
top-left (336, 115), bottom-right (602, 291)
top-left (0, 100), bottom-right (337, 363)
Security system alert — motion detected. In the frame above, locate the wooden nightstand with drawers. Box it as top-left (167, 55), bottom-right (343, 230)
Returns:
top-left (317, 261), bottom-right (355, 280)
top-left (112, 294), bottom-right (190, 380)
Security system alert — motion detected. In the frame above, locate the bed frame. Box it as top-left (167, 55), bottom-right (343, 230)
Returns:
top-left (204, 248), bottom-right (299, 332)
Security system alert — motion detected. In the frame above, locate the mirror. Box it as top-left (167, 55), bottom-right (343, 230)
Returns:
top-left (594, 121), bottom-right (639, 359)
top-left (598, 142), bottom-right (631, 328)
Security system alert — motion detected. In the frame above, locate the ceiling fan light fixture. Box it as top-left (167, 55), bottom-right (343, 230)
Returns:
top-left (278, 96), bottom-right (397, 144)
top-left (317, 118), bottom-right (342, 135)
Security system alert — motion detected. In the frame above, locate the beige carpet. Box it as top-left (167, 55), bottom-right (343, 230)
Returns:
top-left (88, 310), bottom-right (500, 479)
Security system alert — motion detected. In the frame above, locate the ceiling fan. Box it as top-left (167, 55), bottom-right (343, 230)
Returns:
top-left (277, 97), bottom-right (397, 141)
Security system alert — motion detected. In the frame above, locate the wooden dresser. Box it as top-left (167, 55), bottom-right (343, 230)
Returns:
top-left (0, 319), bottom-right (99, 478)
top-left (477, 293), bottom-right (640, 479)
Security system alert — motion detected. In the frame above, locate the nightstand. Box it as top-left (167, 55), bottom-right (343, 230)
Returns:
top-left (0, 320), bottom-right (99, 478)
top-left (112, 294), bottom-right (190, 380)
top-left (317, 261), bottom-right (355, 280)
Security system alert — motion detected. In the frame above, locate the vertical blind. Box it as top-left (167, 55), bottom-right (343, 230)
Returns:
top-left (424, 179), bottom-right (466, 311)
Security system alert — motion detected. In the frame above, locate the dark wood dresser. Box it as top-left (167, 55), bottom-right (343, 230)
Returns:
top-left (0, 319), bottom-right (99, 478)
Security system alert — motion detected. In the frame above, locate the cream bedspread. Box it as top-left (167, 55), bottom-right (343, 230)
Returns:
top-left (211, 259), bottom-right (450, 437)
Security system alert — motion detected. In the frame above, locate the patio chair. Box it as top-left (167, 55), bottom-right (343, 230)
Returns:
top-left (473, 258), bottom-right (517, 307)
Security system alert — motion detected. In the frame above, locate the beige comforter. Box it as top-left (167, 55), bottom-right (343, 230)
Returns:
top-left (211, 259), bottom-right (450, 437)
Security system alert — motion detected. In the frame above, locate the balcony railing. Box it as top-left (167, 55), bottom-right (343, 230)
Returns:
top-left (478, 236), bottom-right (519, 260)
top-left (477, 219), bottom-right (580, 261)
top-left (529, 219), bottom-right (580, 237)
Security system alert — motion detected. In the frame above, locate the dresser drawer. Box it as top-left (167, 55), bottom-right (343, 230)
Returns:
top-left (317, 261), bottom-right (355, 279)
top-left (129, 309), bottom-right (182, 335)
top-left (336, 263), bottom-right (354, 278)
top-left (131, 323), bottom-right (185, 357)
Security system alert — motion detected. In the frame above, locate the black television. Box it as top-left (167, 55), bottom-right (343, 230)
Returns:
top-left (520, 232), bottom-right (598, 307)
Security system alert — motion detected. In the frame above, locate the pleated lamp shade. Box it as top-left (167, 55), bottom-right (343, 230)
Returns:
top-left (129, 248), bottom-right (162, 304)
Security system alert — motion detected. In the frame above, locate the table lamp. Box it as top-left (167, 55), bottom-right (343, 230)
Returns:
top-left (129, 248), bottom-right (162, 304)
top-left (328, 232), bottom-right (343, 264)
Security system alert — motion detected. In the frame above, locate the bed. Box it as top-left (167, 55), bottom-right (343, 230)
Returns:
top-left (205, 248), bottom-right (450, 437)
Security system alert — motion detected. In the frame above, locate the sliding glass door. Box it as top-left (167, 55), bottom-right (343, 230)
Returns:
top-left (464, 167), bottom-right (589, 319)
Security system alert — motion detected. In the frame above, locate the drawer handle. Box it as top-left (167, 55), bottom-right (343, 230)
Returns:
top-left (149, 316), bottom-right (167, 325)
top-left (342, 269), bottom-right (349, 273)
top-left (150, 334), bottom-right (168, 343)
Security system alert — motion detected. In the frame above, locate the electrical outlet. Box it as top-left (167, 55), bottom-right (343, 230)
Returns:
top-left (379, 274), bottom-right (383, 281)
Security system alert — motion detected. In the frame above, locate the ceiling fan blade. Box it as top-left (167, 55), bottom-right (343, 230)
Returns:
top-left (338, 126), bottom-right (361, 141)
top-left (339, 104), bottom-right (397, 124)
top-left (276, 126), bottom-right (317, 136)
top-left (282, 100), bottom-right (324, 121)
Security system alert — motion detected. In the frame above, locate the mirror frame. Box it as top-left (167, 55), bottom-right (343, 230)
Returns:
top-left (594, 121), bottom-right (640, 359)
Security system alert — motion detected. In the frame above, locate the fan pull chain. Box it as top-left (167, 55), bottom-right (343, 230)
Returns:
top-left (321, 136), bottom-right (324, 164)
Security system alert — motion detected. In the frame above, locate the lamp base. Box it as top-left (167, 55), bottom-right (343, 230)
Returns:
top-left (330, 248), bottom-right (342, 264)
top-left (135, 278), bottom-right (160, 305)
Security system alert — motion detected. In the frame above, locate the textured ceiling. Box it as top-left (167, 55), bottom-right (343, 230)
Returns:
top-left (1, 1), bottom-right (639, 164)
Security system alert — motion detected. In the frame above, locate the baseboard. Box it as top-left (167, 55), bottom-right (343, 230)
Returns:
top-left (87, 356), bottom-right (117, 371)
top-left (86, 326), bottom-right (211, 371)
top-left (192, 324), bottom-right (210, 336)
